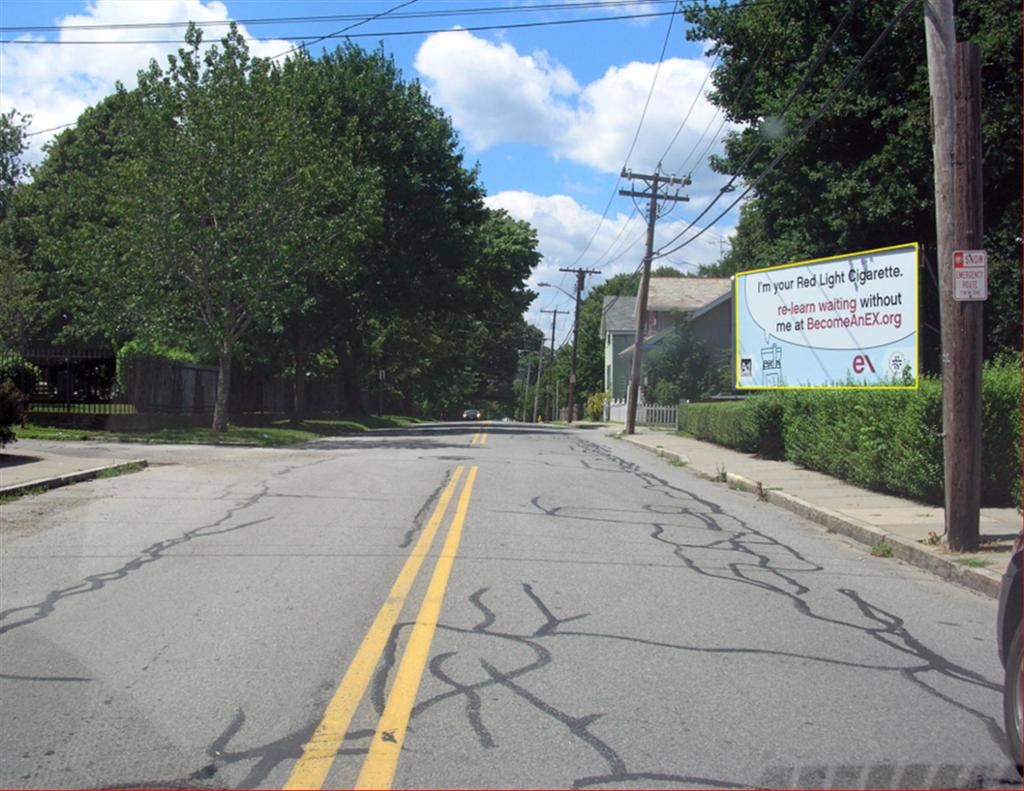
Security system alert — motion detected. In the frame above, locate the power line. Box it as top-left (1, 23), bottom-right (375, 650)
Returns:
top-left (0, 1), bottom-right (678, 33)
top-left (657, 51), bottom-right (719, 171)
top-left (25, 121), bottom-right (76, 137)
top-left (0, 8), bottom-right (681, 45)
top-left (655, 0), bottom-right (864, 255)
top-left (561, 3), bottom-right (680, 278)
top-left (654, 0), bottom-right (918, 260)
top-left (270, 0), bottom-right (416, 61)
top-left (621, 3), bottom-right (679, 172)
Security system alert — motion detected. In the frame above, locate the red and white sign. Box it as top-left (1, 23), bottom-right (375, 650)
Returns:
top-left (953, 249), bottom-right (987, 301)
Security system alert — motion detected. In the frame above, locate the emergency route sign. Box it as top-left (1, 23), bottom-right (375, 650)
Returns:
top-left (953, 249), bottom-right (988, 301)
top-left (734, 243), bottom-right (918, 389)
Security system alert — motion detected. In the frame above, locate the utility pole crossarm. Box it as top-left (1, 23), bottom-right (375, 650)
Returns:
top-left (618, 190), bottom-right (690, 201)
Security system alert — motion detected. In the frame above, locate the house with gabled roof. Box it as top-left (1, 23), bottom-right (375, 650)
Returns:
top-left (616, 276), bottom-right (734, 399)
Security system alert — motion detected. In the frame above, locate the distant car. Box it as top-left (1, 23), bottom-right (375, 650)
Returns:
top-left (461, 409), bottom-right (480, 420)
top-left (997, 531), bottom-right (1023, 775)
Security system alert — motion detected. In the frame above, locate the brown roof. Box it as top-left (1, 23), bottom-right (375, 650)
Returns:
top-left (643, 277), bottom-right (732, 312)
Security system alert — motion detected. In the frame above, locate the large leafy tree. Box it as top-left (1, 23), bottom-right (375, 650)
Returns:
top-left (686, 0), bottom-right (1021, 366)
top-left (0, 109), bottom-right (42, 351)
top-left (292, 45), bottom-right (488, 414)
top-left (117, 24), bottom-right (378, 430)
top-left (8, 31), bottom-right (539, 424)
top-left (366, 208), bottom-right (540, 418)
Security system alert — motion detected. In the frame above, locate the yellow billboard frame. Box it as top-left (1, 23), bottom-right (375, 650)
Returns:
top-left (733, 242), bottom-right (920, 390)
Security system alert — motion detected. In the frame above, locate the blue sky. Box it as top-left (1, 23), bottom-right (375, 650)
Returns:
top-left (0, 0), bottom-right (741, 338)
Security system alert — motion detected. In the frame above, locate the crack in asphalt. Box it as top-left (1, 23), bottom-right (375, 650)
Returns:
top-left (14, 435), bottom-right (1012, 789)
top-left (399, 468), bottom-right (456, 550)
top-left (0, 455), bottom-right (334, 638)
top-left (353, 438), bottom-right (1010, 788)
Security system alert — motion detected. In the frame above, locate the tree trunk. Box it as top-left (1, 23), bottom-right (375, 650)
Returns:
top-left (292, 358), bottom-right (306, 424)
top-left (338, 336), bottom-right (366, 415)
top-left (212, 341), bottom-right (232, 432)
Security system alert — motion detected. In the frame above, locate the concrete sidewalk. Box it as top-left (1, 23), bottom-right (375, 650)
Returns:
top-left (0, 447), bottom-right (146, 496)
top-left (619, 426), bottom-right (1020, 599)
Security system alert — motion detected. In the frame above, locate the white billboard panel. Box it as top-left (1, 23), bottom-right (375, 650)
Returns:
top-left (734, 243), bottom-right (918, 388)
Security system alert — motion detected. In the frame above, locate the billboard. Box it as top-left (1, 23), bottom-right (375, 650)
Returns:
top-left (734, 243), bottom-right (918, 389)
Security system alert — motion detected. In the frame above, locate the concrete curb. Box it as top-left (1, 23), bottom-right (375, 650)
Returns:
top-left (621, 436), bottom-right (1003, 599)
top-left (0, 460), bottom-right (148, 499)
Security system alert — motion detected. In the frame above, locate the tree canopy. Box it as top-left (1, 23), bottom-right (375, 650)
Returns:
top-left (0, 26), bottom-right (541, 425)
top-left (685, 0), bottom-right (1021, 366)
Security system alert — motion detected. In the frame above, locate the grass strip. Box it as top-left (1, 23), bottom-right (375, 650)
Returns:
top-left (13, 415), bottom-right (428, 447)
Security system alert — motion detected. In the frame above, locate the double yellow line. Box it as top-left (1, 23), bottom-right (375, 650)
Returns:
top-left (284, 466), bottom-right (478, 790)
top-left (470, 420), bottom-right (492, 445)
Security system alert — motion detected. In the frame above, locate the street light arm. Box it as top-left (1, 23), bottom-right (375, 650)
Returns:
top-left (537, 282), bottom-right (575, 300)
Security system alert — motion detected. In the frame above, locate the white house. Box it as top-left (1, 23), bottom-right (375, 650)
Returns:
top-left (600, 294), bottom-right (636, 400)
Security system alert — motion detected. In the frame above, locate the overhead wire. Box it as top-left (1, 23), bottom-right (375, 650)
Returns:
top-left (537, 0), bottom-right (681, 321)
top-left (1, 1), bottom-right (677, 33)
top-left (654, 0), bottom-right (918, 260)
top-left (555, 0), bottom-right (681, 287)
top-left (0, 8), bottom-right (681, 45)
top-left (654, 0), bottom-right (865, 256)
top-left (270, 0), bottom-right (417, 61)
top-left (657, 51), bottom-right (719, 173)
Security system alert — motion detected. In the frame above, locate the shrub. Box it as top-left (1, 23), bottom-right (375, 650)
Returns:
top-left (677, 401), bottom-right (754, 450)
top-left (115, 340), bottom-right (197, 391)
top-left (980, 353), bottom-right (1022, 508)
top-left (650, 380), bottom-right (680, 405)
top-left (0, 355), bottom-right (41, 399)
top-left (0, 379), bottom-right (28, 447)
top-left (116, 340), bottom-right (198, 413)
top-left (585, 390), bottom-right (609, 421)
top-left (744, 393), bottom-right (785, 458)
top-left (673, 355), bottom-right (1021, 507)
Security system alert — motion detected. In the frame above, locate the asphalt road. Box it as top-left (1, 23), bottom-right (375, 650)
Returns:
top-left (0, 423), bottom-right (1018, 789)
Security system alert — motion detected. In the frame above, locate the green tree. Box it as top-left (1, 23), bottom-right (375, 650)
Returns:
top-left (302, 45), bottom-right (488, 414)
top-left (117, 25), bottom-right (377, 430)
top-left (0, 109), bottom-right (43, 351)
top-left (685, 0), bottom-right (1021, 365)
top-left (0, 109), bottom-right (31, 221)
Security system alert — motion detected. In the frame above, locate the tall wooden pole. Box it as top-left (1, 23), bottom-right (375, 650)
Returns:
top-left (559, 267), bottom-right (601, 423)
top-left (925, 0), bottom-right (984, 551)
top-left (620, 169), bottom-right (688, 434)
top-left (945, 41), bottom-right (984, 551)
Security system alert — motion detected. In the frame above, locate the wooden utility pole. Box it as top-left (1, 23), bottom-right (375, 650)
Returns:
top-left (619, 168), bottom-right (689, 434)
top-left (521, 356), bottom-right (532, 423)
top-left (946, 41), bottom-right (984, 551)
top-left (534, 308), bottom-right (564, 422)
top-left (925, 1), bottom-right (985, 551)
top-left (559, 267), bottom-right (601, 423)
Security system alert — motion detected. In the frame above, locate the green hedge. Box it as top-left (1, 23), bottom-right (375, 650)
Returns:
top-left (674, 401), bottom-right (755, 451)
top-left (115, 340), bottom-right (197, 392)
top-left (677, 354), bottom-right (1021, 507)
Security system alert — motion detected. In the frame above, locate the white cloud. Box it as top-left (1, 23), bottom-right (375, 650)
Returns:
top-left (485, 190), bottom-right (732, 332)
top-left (0, 0), bottom-right (292, 160)
top-left (413, 29), bottom-right (576, 151)
top-left (414, 30), bottom-right (729, 176)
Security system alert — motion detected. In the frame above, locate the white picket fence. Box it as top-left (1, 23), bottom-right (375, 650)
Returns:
top-left (604, 399), bottom-right (677, 427)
